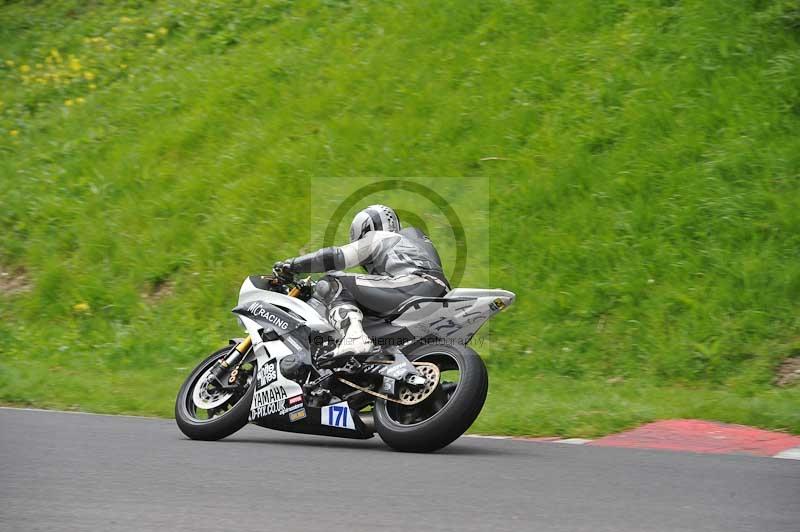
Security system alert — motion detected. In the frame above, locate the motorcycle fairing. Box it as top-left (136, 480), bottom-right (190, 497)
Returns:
top-left (247, 336), bottom-right (373, 439)
top-left (232, 300), bottom-right (303, 338)
top-left (252, 408), bottom-right (373, 439)
top-left (390, 288), bottom-right (515, 342)
top-left (238, 276), bottom-right (334, 333)
top-left (254, 396), bottom-right (372, 439)
top-left (248, 348), bottom-right (305, 423)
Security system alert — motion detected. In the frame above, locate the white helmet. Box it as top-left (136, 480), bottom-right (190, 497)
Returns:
top-left (349, 204), bottom-right (401, 242)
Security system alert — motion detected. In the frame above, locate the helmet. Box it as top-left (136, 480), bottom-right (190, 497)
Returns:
top-left (349, 204), bottom-right (401, 242)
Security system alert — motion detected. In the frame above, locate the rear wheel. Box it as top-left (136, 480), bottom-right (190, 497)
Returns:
top-left (175, 346), bottom-right (255, 441)
top-left (373, 344), bottom-right (488, 452)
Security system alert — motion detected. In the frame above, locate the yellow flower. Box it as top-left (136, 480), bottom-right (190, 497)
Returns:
top-left (19, 64), bottom-right (31, 73)
top-left (120, 16), bottom-right (132, 23)
top-left (4, 59), bottom-right (14, 67)
top-left (9, 130), bottom-right (18, 137)
top-left (157, 27), bottom-right (168, 36)
top-left (146, 32), bottom-right (156, 40)
top-left (119, 63), bottom-right (128, 70)
top-left (89, 83), bottom-right (97, 90)
top-left (76, 97), bottom-right (86, 105)
top-left (65, 99), bottom-right (74, 107)
top-left (84, 71), bottom-right (95, 81)
top-left (73, 302), bottom-right (90, 313)
top-left (68, 56), bottom-right (81, 71)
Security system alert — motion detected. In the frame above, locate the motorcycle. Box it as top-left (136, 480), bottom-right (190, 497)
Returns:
top-left (175, 271), bottom-right (515, 452)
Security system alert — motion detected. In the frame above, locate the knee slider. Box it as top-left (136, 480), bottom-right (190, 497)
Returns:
top-left (314, 276), bottom-right (340, 305)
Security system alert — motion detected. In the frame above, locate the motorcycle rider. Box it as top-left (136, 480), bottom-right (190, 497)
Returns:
top-left (274, 204), bottom-right (450, 359)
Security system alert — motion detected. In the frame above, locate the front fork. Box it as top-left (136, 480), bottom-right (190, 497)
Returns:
top-left (209, 336), bottom-right (252, 384)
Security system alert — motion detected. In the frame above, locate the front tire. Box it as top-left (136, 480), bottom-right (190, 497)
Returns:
top-left (175, 346), bottom-right (255, 441)
top-left (373, 344), bottom-right (488, 452)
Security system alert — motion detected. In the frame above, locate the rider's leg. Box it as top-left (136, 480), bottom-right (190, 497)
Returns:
top-left (346, 274), bottom-right (436, 314)
top-left (328, 304), bottom-right (373, 357)
top-left (315, 273), bottom-right (373, 357)
top-left (315, 272), bottom-right (447, 357)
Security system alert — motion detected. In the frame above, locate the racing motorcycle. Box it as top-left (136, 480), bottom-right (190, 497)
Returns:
top-left (175, 271), bottom-right (515, 452)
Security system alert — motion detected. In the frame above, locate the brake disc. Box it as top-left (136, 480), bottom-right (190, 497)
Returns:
top-left (192, 366), bottom-right (234, 410)
top-left (337, 362), bottom-right (440, 405)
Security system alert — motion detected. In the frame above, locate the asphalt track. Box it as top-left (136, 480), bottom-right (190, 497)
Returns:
top-left (1, 408), bottom-right (798, 532)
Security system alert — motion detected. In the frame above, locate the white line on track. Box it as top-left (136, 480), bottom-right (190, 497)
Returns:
top-left (0, 406), bottom-right (158, 420)
top-left (773, 447), bottom-right (800, 460)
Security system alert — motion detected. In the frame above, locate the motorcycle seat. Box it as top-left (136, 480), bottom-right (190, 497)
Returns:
top-left (363, 288), bottom-right (515, 322)
top-left (364, 293), bottom-right (471, 321)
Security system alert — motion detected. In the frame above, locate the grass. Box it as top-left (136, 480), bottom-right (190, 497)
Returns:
top-left (1, 0), bottom-right (799, 437)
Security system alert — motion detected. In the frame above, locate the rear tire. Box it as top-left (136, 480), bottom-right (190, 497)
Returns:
top-left (373, 344), bottom-right (488, 452)
top-left (175, 347), bottom-right (254, 441)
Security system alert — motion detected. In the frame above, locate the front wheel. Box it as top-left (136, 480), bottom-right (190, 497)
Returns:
top-left (373, 344), bottom-right (488, 452)
top-left (175, 346), bottom-right (255, 441)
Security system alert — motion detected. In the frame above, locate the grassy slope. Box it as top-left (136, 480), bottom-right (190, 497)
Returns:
top-left (1, 0), bottom-right (799, 436)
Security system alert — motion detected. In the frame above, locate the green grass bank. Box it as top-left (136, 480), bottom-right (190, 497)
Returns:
top-left (1, 0), bottom-right (799, 436)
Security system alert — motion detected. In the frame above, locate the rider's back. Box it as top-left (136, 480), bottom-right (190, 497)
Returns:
top-left (362, 227), bottom-right (445, 279)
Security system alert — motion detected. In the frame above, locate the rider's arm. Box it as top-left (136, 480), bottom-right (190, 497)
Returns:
top-left (285, 232), bottom-right (400, 273)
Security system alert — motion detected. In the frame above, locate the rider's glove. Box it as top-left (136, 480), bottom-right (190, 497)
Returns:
top-left (272, 259), bottom-right (295, 276)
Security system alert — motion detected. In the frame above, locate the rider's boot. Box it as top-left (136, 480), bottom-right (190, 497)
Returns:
top-left (329, 304), bottom-right (374, 358)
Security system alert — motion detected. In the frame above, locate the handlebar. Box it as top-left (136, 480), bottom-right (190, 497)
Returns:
top-left (271, 267), bottom-right (295, 285)
top-left (266, 270), bottom-right (316, 299)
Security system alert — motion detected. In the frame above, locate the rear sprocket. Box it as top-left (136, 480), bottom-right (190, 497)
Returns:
top-left (337, 361), bottom-right (440, 405)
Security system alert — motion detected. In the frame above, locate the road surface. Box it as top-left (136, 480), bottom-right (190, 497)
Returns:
top-left (1, 408), bottom-right (797, 532)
